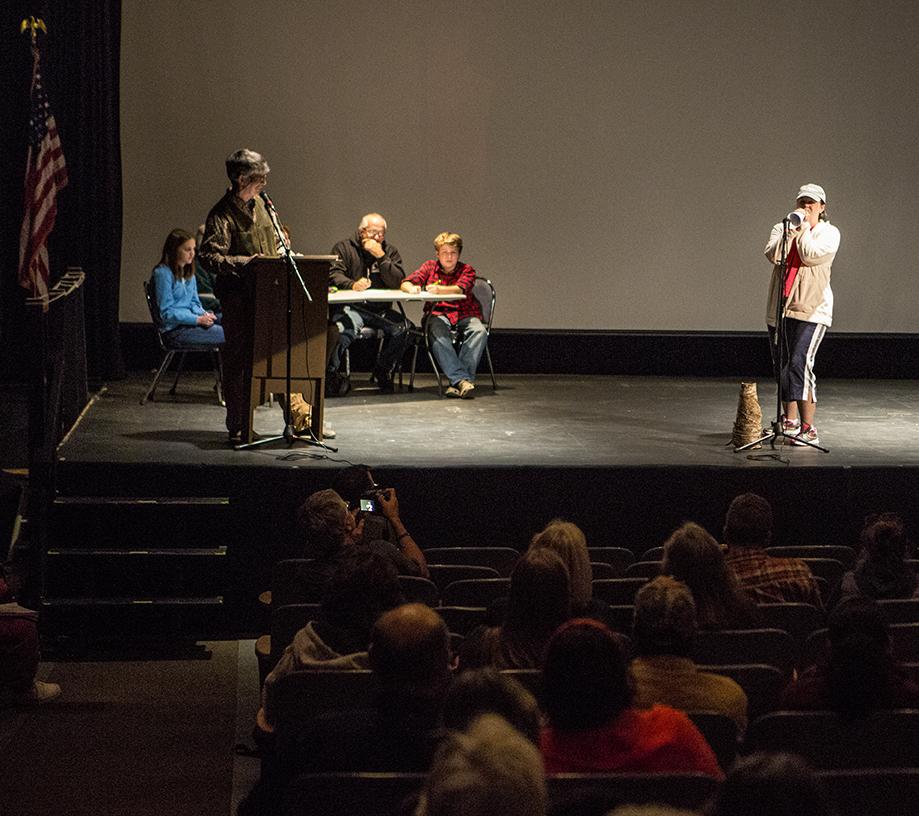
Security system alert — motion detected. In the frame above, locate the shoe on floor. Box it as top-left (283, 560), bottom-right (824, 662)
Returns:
top-left (791, 424), bottom-right (819, 446)
top-left (322, 422), bottom-right (336, 439)
top-left (458, 379), bottom-right (476, 399)
top-left (325, 371), bottom-right (351, 398)
top-left (782, 415), bottom-right (801, 435)
top-left (374, 368), bottom-right (395, 393)
top-left (21, 680), bottom-right (62, 705)
top-left (445, 385), bottom-right (461, 398)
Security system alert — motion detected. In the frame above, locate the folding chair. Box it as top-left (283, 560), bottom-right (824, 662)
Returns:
top-left (545, 773), bottom-right (719, 813)
top-left (140, 280), bottom-right (223, 405)
top-left (426, 564), bottom-right (501, 592)
top-left (441, 578), bottom-right (511, 607)
top-left (409, 276), bottom-right (498, 396)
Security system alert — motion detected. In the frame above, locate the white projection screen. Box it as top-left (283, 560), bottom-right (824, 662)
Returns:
top-left (120, 0), bottom-right (919, 332)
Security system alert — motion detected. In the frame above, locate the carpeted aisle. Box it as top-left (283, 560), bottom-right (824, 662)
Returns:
top-left (0, 641), bottom-right (240, 816)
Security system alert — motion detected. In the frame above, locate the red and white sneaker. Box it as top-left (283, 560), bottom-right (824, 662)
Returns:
top-left (791, 424), bottom-right (820, 446)
top-left (782, 416), bottom-right (801, 435)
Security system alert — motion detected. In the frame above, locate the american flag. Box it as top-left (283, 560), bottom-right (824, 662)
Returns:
top-left (18, 41), bottom-right (68, 306)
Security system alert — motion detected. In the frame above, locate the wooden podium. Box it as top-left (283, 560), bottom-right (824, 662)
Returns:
top-left (244, 256), bottom-right (335, 442)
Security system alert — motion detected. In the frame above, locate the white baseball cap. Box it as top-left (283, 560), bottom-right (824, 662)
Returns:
top-left (795, 183), bottom-right (826, 204)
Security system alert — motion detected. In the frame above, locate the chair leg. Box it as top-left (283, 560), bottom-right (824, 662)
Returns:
top-left (485, 345), bottom-right (497, 390)
top-left (169, 351), bottom-right (188, 395)
top-left (141, 351), bottom-right (176, 404)
top-left (213, 349), bottom-right (225, 407)
top-left (426, 347), bottom-right (445, 397)
top-left (408, 342), bottom-right (419, 391)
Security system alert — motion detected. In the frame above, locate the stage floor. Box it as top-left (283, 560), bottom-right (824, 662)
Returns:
top-left (59, 372), bottom-right (919, 470)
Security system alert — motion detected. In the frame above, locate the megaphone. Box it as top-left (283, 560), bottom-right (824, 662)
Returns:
top-left (786, 209), bottom-right (807, 229)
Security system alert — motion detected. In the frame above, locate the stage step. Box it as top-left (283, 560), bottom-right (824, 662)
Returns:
top-left (42, 496), bottom-right (234, 639)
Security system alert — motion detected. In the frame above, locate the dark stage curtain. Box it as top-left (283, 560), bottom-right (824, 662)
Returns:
top-left (0, 1), bottom-right (124, 382)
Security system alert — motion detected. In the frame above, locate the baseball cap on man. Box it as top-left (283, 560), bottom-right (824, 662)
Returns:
top-left (795, 183), bottom-right (826, 204)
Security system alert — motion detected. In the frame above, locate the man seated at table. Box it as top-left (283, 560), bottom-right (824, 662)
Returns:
top-left (401, 231), bottom-right (486, 399)
top-left (327, 212), bottom-right (409, 395)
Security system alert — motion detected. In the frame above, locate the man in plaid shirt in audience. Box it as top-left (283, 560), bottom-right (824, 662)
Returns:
top-left (723, 493), bottom-right (824, 609)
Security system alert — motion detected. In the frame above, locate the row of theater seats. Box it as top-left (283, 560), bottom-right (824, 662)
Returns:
top-left (275, 768), bottom-right (919, 816)
top-left (265, 667), bottom-right (919, 815)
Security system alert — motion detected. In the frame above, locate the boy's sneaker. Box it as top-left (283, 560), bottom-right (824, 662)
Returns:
top-left (458, 380), bottom-right (476, 399)
top-left (782, 416), bottom-right (801, 435)
top-left (445, 385), bottom-right (461, 398)
top-left (791, 424), bottom-right (819, 447)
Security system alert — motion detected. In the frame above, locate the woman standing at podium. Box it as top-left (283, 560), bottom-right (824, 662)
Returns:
top-left (198, 148), bottom-right (276, 443)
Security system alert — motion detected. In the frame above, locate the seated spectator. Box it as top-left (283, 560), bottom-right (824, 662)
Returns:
top-left (706, 752), bottom-right (835, 816)
top-left (417, 713), bottom-right (546, 816)
top-left (241, 603), bottom-right (453, 815)
top-left (781, 596), bottom-right (919, 717)
top-left (539, 618), bottom-right (723, 778)
top-left (838, 512), bottom-right (918, 602)
top-left (458, 548), bottom-right (570, 671)
top-left (630, 576), bottom-right (748, 735)
top-left (0, 572), bottom-right (60, 706)
top-left (442, 667), bottom-right (542, 745)
top-left (662, 522), bottom-right (762, 630)
top-left (150, 228), bottom-right (224, 346)
top-left (294, 488), bottom-right (427, 600)
top-left (723, 493), bottom-right (823, 608)
top-left (401, 231), bottom-right (487, 399)
top-left (257, 550), bottom-right (405, 732)
top-left (529, 519), bottom-right (614, 624)
top-left (330, 464), bottom-right (397, 545)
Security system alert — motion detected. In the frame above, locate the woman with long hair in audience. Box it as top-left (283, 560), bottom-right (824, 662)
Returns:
top-left (150, 228), bottom-right (224, 345)
top-left (539, 618), bottom-right (723, 778)
top-left (529, 519), bottom-right (614, 622)
top-left (838, 512), bottom-right (918, 603)
top-left (457, 548), bottom-right (571, 670)
top-left (781, 596), bottom-right (919, 718)
top-left (661, 522), bottom-right (762, 630)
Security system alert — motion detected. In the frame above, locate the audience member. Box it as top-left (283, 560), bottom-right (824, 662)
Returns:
top-left (0, 572), bottom-right (60, 706)
top-left (529, 519), bottom-right (614, 624)
top-left (327, 212), bottom-right (409, 394)
top-left (458, 548), bottom-right (570, 670)
top-left (294, 488), bottom-right (426, 601)
top-left (781, 596), bottom-right (919, 717)
top-left (662, 522), bottom-right (762, 630)
top-left (706, 751), bottom-right (836, 816)
top-left (241, 604), bottom-right (453, 815)
top-left (442, 667), bottom-right (542, 745)
top-left (630, 576), bottom-right (748, 735)
top-left (400, 231), bottom-right (487, 398)
top-left (838, 512), bottom-right (918, 602)
top-left (723, 493), bottom-right (823, 608)
top-left (539, 618), bottom-right (723, 778)
top-left (257, 550), bottom-right (404, 732)
top-left (330, 464), bottom-right (397, 545)
top-left (150, 228), bottom-right (224, 346)
top-left (417, 713), bottom-right (546, 816)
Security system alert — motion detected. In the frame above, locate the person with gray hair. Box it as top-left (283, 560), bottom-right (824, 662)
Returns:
top-left (416, 713), bottom-right (547, 816)
top-left (630, 575), bottom-right (748, 735)
top-left (199, 148), bottom-right (280, 443)
top-left (326, 212), bottom-right (409, 395)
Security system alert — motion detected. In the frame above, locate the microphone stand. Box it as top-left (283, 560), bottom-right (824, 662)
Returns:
top-left (736, 216), bottom-right (828, 455)
top-left (236, 192), bottom-right (336, 453)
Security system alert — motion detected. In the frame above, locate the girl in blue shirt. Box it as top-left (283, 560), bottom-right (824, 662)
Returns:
top-left (151, 228), bottom-right (224, 345)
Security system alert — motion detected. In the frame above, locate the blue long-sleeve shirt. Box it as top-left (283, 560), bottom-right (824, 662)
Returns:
top-left (152, 264), bottom-right (206, 331)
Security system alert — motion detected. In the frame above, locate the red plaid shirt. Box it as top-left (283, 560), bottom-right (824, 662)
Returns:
top-left (405, 260), bottom-right (482, 326)
top-left (725, 547), bottom-right (823, 609)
